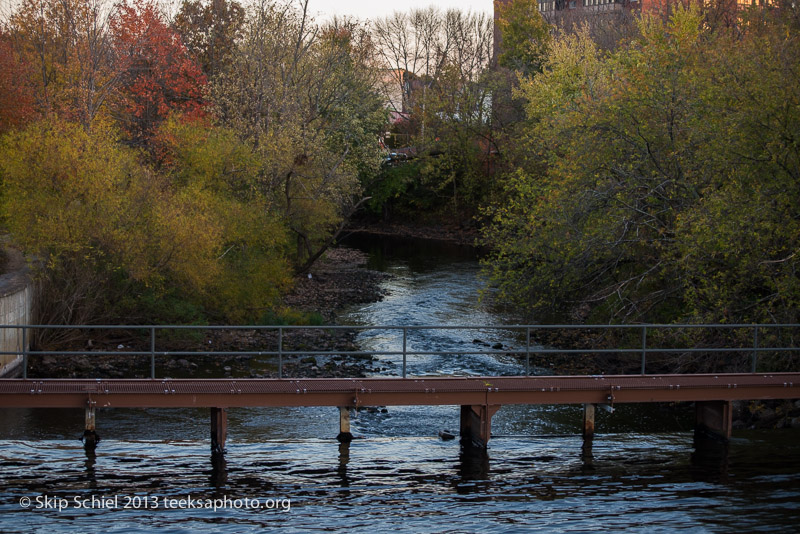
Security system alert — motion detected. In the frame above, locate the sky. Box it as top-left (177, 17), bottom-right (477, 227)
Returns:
top-left (0, 1), bottom-right (495, 22)
top-left (306, 0), bottom-right (494, 21)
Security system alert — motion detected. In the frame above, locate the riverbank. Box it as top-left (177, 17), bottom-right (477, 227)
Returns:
top-left (26, 247), bottom-right (392, 380)
top-left (344, 220), bottom-right (480, 247)
top-left (283, 247), bottom-right (390, 323)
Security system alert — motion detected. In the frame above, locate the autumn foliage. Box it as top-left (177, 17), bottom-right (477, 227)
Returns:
top-left (0, 36), bottom-right (36, 133)
top-left (3, 0), bottom-right (795, 334)
top-left (111, 0), bottom-right (207, 145)
top-left (0, 0), bottom-right (384, 326)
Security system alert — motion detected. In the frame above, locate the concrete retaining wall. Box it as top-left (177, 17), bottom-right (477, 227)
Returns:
top-left (0, 248), bottom-right (32, 378)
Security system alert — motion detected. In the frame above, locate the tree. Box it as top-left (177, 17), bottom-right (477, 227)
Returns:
top-left (0, 119), bottom-right (166, 325)
top-left (212, 1), bottom-right (385, 271)
top-left (370, 8), bottom-right (496, 217)
top-left (172, 0), bottom-right (245, 78)
top-left (482, 5), bottom-right (800, 327)
top-left (373, 7), bottom-right (455, 120)
top-left (676, 10), bottom-right (800, 324)
top-left (0, 35), bottom-right (36, 133)
top-left (482, 8), bottom-right (708, 322)
top-left (153, 115), bottom-right (292, 320)
top-left (4, 0), bottom-right (118, 129)
top-left (495, 0), bottom-right (552, 76)
top-left (110, 0), bottom-right (206, 145)
top-left (0, 116), bottom-right (294, 325)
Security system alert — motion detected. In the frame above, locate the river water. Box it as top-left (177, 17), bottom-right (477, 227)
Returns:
top-left (1, 236), bottom-right (799, 533)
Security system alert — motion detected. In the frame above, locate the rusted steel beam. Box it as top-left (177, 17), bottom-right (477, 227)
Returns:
top-left (0, 387), bottom-right (794, 408)
top-left (0, 374), bottom-right (798, 409)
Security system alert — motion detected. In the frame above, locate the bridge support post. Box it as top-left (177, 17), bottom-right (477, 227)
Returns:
top-left (695, 401), bottom-right (732, 442)
top-left (83, 402), bottom-right (99, 451)
top-left (583, 404), bottom-right (596, 441)
top-left (581, 404), bottom-right (596, 464)
top-left (210, 407), bottom-right (227, 456)
top-left (460, 405), bottom-right (500, 450)
top-left (337, 407), bottom-right (353, 443)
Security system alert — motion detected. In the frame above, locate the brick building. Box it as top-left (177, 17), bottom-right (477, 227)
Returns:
top-left (494, 0), bottom-right (776, 25)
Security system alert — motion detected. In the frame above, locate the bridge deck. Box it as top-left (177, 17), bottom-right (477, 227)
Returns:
top-left (1, 373), bottom-right (798, 409)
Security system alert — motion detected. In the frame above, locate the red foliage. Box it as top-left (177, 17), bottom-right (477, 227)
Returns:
top-left (0, 36), bottom-right (36, 134)
top-left (110, 0), bottom-right (206, 145)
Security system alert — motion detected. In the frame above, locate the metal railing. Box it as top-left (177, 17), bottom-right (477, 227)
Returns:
top-left (0, 323), bottom-right (798, 379)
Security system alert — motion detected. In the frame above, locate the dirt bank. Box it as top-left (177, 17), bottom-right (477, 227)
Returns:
top-left (345, 220), bottom-right (479, 247)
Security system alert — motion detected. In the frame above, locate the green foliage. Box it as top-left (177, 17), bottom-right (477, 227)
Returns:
top-left (211, 8), bottom-right (386, 268)
top-left (257, 308), bottom-right (325, 326)
top-left (0, 0), bottom-right (396, 327)
top-left (132, 287), bottom-right (208, 325)
top-left (496, 0), bottom-right (553, 76)
top-left (364, 160), bottom-right (421, 216)
top-left (675, 12), bottom-right (800, 324)
top-left (151, 116), bottom-right (293, 322)
top-left (368, 7), bottom-right (496, 221)
top-left (367, 145), bottom-right (493, 220)
top-left (0, 116), bottom-right (293, 324)
top-left (154, 114), bottom-right (261, 195)
top-left (412, 63), bottom-right (497, 217)
top-left (0, 119), bottom-right (159, 279)
top-left (482, 6), bottom-right (800, 325)
top-left (0, 119), bottom-right (168, 324)
top-left (417, 148), bottom-right (488, 216)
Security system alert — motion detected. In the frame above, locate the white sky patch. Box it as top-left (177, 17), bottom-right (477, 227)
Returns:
top-left (305, 0), bottom-right (494, 21)
top-left (0, 1), bottom-right (495, 23)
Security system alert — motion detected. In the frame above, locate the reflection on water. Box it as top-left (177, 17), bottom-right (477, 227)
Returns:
top-left (1, 433), bottom-right (799, 533)
top-left (2, 237), bottom-right (800, 532)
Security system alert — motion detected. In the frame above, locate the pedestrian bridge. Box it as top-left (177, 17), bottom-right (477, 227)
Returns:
top-left (1, 323), bottom-right (798, 455)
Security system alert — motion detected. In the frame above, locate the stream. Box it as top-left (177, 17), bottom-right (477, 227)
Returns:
top-left (1, 236), bottom-right (799, 533)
